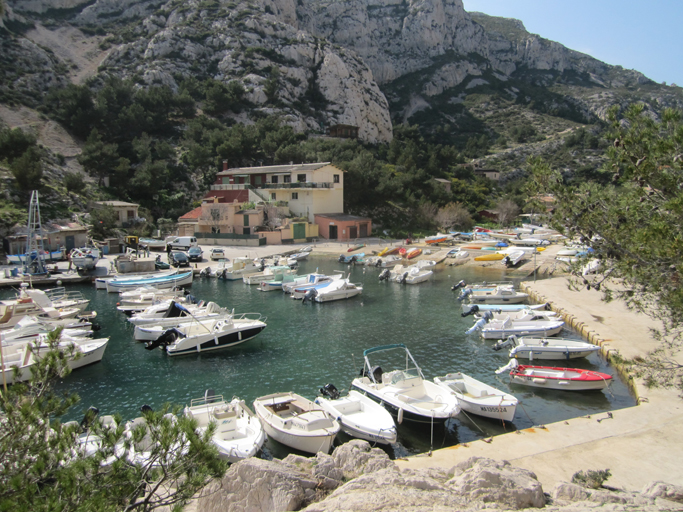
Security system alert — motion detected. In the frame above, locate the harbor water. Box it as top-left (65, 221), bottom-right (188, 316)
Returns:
top-left (14, 255), bottom-right (635, 459)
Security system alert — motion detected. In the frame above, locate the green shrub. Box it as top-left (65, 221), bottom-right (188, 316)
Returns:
top-left (571, 469), bottom-right (611, 489)
top-left (64, 172), bottom-right (86, 194)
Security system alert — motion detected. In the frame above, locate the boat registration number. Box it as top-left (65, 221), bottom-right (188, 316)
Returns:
top-left (479, 406), bottom-right (508, 413)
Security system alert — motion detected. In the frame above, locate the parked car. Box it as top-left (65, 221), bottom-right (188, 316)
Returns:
top-left (210, 248), bottom-right (226, 261)
top-left (169, 251), bottom-right (190, 268)
top-left (187, 246), bottom-right (203, 262)
top-left (166, 236), bottom-right (198, 251)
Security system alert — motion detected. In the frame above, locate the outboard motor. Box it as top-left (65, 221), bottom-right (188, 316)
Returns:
top-left (350, 255), bottom-right (357, 265)
top-left (319, 383), bottom-right (341, 400)
top-left (457, 288), bottom-right (473, 302)
top-left (398, 271), bottom-right (409, 284)
top-left (378, 269), bottom-right (390, 281)
top-left (482, 311), bottom-right (494, 323)
top-left (144, 328), bottom-right (181, 350)
top-left (259, 259), bottom-right (266, 271)
top-left (492, 335), bottom-right (518, 352)
top-left (302, 288), bottom-right (317, 303)
top-left (375, 258), bottom-right (382, 267)
top-left (452, 280), bottom-right (467, 291)
top-left (140, 404), bottom-right (154, 414)
top-left (338, 254), bottom-right (345, 263)
top-left (465, 317), bottom-right (487, 335)
top-left (186, 294), bottom-right (198, 304)
top-left (461, 304), bottom-right (480, 317)
top-left (200, 267), bottom-right (211, 277)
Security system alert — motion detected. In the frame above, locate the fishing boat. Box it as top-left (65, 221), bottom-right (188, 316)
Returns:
top-left (466, 315), bottom-right (565, 339)
top-left (314, 384), bottom-right (397, 445)
top-left (492, 335), bottom-right (601, 360)
top-left (425, 235), bottom-right (448, 245)
top-left (405, 248), bottom-right (422, 259)
top-left (302, 278), bottom-right (362, 303)
top-left (496, 359), bottom-right (613, 391)
top-left (105, 271), bottom-right (193, 293)
top-left (433, 372), bottom-right (518, 422)
top-left (69, 247), bottom-right (100, 270)
top-left (184, 392), bottom-right (266, 462)
top-left (7, 249), bottom-right (64, 265)
top-left (1, 286), bottom-right (89, 314)
top-left (221, 257), bottom-right (262, 280)
top-left (350, 344), bottom-right (460, 426)
top-left (144, 313), bottom-right (267, 355)
top-left (257, 273), bottom-right (302, 292)
top-left (253, 392), bottom-right (340, 454)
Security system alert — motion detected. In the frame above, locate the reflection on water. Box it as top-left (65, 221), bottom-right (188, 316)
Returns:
top-left (9, 254), bottom-right (635, 457)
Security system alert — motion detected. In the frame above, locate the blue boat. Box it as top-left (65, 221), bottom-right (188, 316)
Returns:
top-left (105, 271), bottom-right (193, 293)
top-left (338, 252), bottom-right (364, 264)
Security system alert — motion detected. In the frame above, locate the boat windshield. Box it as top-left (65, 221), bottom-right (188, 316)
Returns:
top-left (390, 368), bottom-right (421, 385)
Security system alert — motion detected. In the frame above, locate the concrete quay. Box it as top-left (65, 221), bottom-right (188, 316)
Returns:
top-left (396, 276), bottom-right (683, 493)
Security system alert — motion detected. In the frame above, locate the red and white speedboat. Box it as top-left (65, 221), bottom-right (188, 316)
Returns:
top-left (496, 359), bottom-right (612, 391)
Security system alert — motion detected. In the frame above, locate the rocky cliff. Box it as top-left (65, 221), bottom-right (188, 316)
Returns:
top-left (4, 0), bottom-right (683, 148)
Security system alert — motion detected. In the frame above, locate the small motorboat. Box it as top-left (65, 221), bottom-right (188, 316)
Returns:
top-left (143, 313), bottom-right (267, 356)
top-left (253, 392), bottom-right (340, 454)
top-left (433, 372), bottom-right (518, 422)
top-left (69, 247), bottom-right (100, 270)
top-left (347, 244), bottom-right (365, 253)
top-left (338, 253), bottom-right (364, 264)
top-left (492, 335), bottom-right (601, 360)
top-left (467, 315), bottom-right (565, 339)
top-left (315, 384), bottom-right (397, 445)
top-left (289, 273), bottom-right (344, 298)
top-left (302, 278), bottom-right (362, 303)
top-left (122, 407), bottom-right (186, 467)
top-left (220, 257), bottom-right (262, 280)
top-left (414, 259), bottom-right (436, 270)
top-left (461, 303), bottom-right (550, 315)
top-left (465, 308), bottom-right (558, 321)
top-left (242, 265), bottom-right (295, 285)
top-left (184, 391), bottom-right (265, 462)
top-left (496, 359), bottom-right (612, 391)
top-left (128, 300), bottom-right (227, 327)
top-left (391, 265), bottom-right (433, 285)
top-left (501, 250), bottom-right (526, 267)
top-left (106, 271), bottom-right (193, 293)
top-left (351, 344), bottom-right (459, 426)
top-left (377, 255), bottom-right (402, 267)
top-left (458, 286), bottom-right (529, 304)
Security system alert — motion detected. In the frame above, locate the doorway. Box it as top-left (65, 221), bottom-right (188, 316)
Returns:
top-left (329, 225), bottom-right (338, 240)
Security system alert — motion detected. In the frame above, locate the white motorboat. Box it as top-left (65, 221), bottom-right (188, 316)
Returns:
top-left (0, 336), bottom-right (108, 385)
top-left (242, 265), bottom-right (295, 285)
top-left (433, 372), bottom-right (518, 422)
top-left (69, 247), bottom-right (100, 270)
top-left (363, 256), bottom-right (382, 267)
top-left (492, 335), bottom-right (601, 360)
top-left (289, 273), bottom-right (345, 298)
top-left (220, 257), bottom-right (262, 280)
top-left (95, 270), bottom-right (176, 289)
top-left (1, 286), bottom-right (89, 315)
top-left (390, 265), bottom-right (433, 284)
top-left (288, 251), bottom-right (311, 261)
top-left (458, 286), bottom-right (529, 304)
top-left (127, 300), bottom-right (226, 326)
top-left (461, 303), bottom-right (550, 315)
top-left (184, 392), bottom-right (265, 462)
top-left (496, 359), bottom-right (613, 391)
top-left (106, 271), bottom-right (193, 293)
top-left (315, 384), bottom-right (397, 445)
top-left (0, 315), bottom-right (95, 343)
top-left (509, 238), bottom-right (550, 247)
top-left (466, 308), bottom-right (558, 321)
top-left (253, 392), bottom-right (340, 454)
top-left (122, 410), bottom-right (186, 467)
top-left (377, 255), bottom-right (402, 267)
top-left (258, 273), bottom-right (303, 292)
top-left (116, 289), bottom-right (191, 315)
top-left (303, 278), bottom-right (362, 303)
top-left (501, 250), bottom-right (526, 267)
top-left (467, 315), bottom-right (565, 339)
top-left (582, 258), bottom-right (602, 275)
top-left (143, 313), bottom-right (266, 356)
top-left (351, 344), bottom-right (460, 426)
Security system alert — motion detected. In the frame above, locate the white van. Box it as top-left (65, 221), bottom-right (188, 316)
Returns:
top-left (166, 236), bottom-right (198, 251)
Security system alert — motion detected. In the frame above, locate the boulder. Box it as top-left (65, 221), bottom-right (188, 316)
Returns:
top-left (642, 481), bottom-right (683, 503)
top-left (447, 456), bottom-right (545, 509)
top-left (331, 439), bottom-right (394, 480)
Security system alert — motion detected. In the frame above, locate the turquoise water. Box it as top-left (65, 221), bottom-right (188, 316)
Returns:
top-left (19, 255), bottom-right (634, 458)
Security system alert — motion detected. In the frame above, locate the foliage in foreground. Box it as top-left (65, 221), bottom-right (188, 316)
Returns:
top-left (0, 329), bottom-right (228, 511)
top-left (531, 104), bottom-right (683, 391)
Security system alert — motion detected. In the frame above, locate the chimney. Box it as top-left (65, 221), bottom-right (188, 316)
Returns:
top-left (223, 160), bottom-right (228, 171)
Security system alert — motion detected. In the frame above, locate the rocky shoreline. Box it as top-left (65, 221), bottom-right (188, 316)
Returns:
top-left (190, 440), bottom-right (682, 511)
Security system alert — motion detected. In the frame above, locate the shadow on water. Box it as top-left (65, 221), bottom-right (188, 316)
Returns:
top-left (3, 254), bottom-right (636, 459)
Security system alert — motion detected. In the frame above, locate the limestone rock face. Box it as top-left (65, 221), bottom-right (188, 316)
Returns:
top-left (447, 456), bottom-right (545, 509)
top-left (642, 481), bottom-right (683, 503)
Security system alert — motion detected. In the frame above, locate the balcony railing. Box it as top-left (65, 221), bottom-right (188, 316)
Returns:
top-left (258, 182), bottom-right (334, 190)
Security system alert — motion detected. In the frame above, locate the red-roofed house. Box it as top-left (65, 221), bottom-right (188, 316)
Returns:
top-left (177, 206), bottom-right (202, 236)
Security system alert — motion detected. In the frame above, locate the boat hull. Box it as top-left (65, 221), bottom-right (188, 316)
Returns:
top-left (165, 322), bottom-right (266, 356)
top-left (434, 373), bottom-right (517, 422)
top-left (510, 366), bottom-right (612, 391)
top-left (106, 272), bottom-right (193, 292)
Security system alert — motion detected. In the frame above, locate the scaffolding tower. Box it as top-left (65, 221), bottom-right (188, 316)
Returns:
top-left (23, 190), bottom-right (48, 276)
